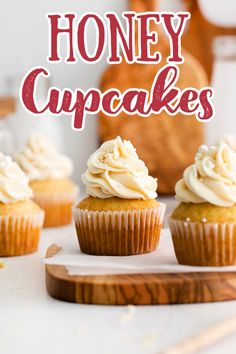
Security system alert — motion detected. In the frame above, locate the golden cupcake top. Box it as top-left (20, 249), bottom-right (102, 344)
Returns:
top-left (16, 133), bottom-right (73, 181)
top-left (0, 153), bottom-right (33, 204)
top-left (0, 199), bottom-right (42, 216)
top-left (78, 196), bottom-right (159, 211)
top-left (171, 202), bottom-right (236, 223)
top-left (30, 178), bottom-right (76, 193)
top-left (82, 136), bottom-right (157, 200)
top-left (175, 143), bottom-right (236, 207)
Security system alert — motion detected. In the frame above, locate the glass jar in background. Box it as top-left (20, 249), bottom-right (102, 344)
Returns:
top-left (0, 97), bottom-right (15, 155)
top-left (0, 118), bottom-right (14, 155)
top-left (6, 74), bottom-right (64, 151)
top-left (206, 36), bottom-right (236, 145)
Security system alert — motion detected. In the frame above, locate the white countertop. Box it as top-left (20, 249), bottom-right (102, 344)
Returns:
top-left (1, 199), bottom-right (236, 354)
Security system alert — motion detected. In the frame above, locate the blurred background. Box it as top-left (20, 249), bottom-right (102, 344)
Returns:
top-left (1, 0), bottom-right (236, 194)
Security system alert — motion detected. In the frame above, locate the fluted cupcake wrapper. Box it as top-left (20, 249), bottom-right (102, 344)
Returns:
top-left (73, 204), bottom-right (166, 256)
top-left (0, 212), bottom-right (45, 256)
top-left (169, 218), bottom-right (236, 266)
top-left (33, 187), bottom-right (78, 227)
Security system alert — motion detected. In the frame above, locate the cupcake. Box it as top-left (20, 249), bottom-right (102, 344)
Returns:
top-left (16, 133), bottom-right (78, 227)
top-left (169, 143), bottom-right (236, 266)
top-left (0, 153), bottom-right (44, 256)
top-left (74, 137), bottom-right (166, 256)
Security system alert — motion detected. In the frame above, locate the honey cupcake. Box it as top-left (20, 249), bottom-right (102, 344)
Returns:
top-left (169, 143), bottom-right (236, 266)
top-left (0, 153), bottom-right (44, 256)
top-left (74, 137), bottom-right (165, 256)
top-left (16, 133), bottom-right (78, 227)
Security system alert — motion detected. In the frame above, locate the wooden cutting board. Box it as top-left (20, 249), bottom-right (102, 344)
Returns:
top-left (99, 0), bottom-right (207, 195)
top-left (183, 0), bottom-right (236, 79)
top-left (45, 244), bottom-right (236, 305)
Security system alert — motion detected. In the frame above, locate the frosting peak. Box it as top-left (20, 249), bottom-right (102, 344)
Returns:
top-left (16, 133), bottom-right (73, 181)
top-left (175, 143), bottom-right (236, 207)
top-left (221, 134), bottom-right (236, 152)
top-left (0, 153), bottom-right (33, 204)
top-left (82, 136), bottom-right (157, 199)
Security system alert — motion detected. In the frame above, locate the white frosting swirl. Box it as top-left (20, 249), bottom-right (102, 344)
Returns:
top-left (16, 133), bottom-right (73, 181)
top-left (82, 136), bottom-right (157, 199)
top-left (221, 134), bottom-right (236, 152)
top-left (0, 153), bottom-right (33, 204)
top-left (175, 143), bottom-right (236, 207)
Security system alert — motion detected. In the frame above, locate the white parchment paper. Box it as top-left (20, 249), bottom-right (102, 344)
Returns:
top-left (44, 229), bottom-right (236, 275)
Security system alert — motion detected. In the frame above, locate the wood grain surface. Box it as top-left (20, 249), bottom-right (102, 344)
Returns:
top-left (0, 97), bottom-right (15, 118)
top-left (98, 0), bottom-right (206, 195)
top-left (45, 244), bottom-right (236, 305)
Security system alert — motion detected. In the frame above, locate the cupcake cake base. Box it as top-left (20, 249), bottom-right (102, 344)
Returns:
top-left (169, 203), bottom-right (236, 266)
top-left (0, 200), bottom-right (44, 256)
top-left (30, 179), bottom-right (78, 228)
top-left (74, 197), bottom-right (166, 256)
top-left (169, 219), bottom-right (236, 266)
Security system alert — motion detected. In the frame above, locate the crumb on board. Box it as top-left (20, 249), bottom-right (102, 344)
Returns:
top-left (76, 327), bottom-right (88, 337)
top-left (142, 333), bottom-right (158, 347)
top-left (120, 305), bottom-right (136, 323)
top-left (0, 261), bottom-right (4, 269)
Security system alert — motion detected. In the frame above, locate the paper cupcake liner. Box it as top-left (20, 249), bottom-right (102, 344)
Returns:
top-left (0, 212), bottom-right (44, 256)
top-left (33, 187), bottom-right (78, 227)
top-left (73, 203), bottom-right (166, 256)
top-left (169, 218), bottom-right (236, 266)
